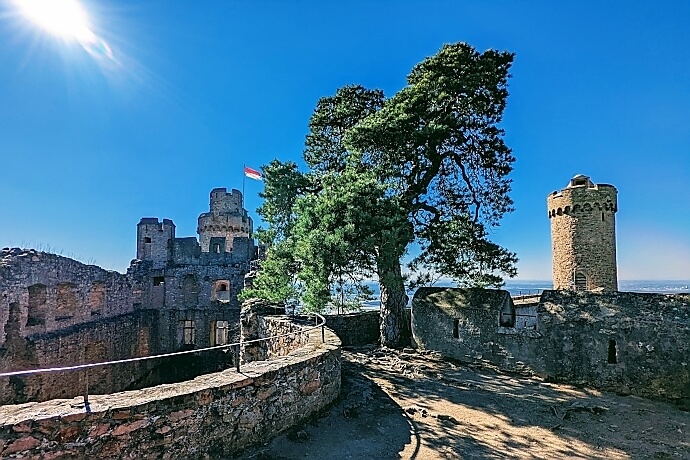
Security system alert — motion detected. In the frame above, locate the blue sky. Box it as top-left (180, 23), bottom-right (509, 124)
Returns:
top-left (0, 0), bottom-right (688, 280)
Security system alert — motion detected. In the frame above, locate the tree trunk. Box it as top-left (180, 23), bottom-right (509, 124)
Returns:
top-left (377, 253), bottom-right (409, 348)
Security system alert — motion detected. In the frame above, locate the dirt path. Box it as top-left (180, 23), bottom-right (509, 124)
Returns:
top-left (239, 347), bottom-right (690, 459)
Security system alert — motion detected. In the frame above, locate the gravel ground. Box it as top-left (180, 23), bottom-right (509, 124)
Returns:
top-left (238, 346), bottom-right (690, 460)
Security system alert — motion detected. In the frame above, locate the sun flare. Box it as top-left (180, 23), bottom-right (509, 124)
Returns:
top-left (13, 0), bottom-right (115, 62)
top-left (14, 0), bottom-right (93, 42)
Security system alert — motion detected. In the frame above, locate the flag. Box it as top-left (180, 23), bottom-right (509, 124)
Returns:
top-left (244, 166), bottom-right (262, 181)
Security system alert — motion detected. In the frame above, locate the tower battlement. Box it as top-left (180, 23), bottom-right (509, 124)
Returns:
top-left (136, 218), bottom-right (176, 268)
top-left (198, 188), bottom-right (253, 253)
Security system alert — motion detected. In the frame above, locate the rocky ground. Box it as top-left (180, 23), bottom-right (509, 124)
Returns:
top-left (239, 346), bottom-right (689, 460)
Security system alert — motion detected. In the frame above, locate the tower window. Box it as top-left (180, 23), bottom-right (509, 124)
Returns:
top-left (453, 319), bottom-right (459, 338)
top-left (601, 212), bottom-right (605, 221)
top-left (574, 272), bottom-right (587, 291)
top-left (153, 276), bottom-right (165, 286)
top-left (608, 340), bottom-right (617, 364)
top-left (214, 280), bottom-right (231, 302)
top-left (144, 237), bottom-right (152, 243)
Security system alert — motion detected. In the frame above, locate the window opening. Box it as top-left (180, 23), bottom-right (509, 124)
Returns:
top-left (574, 272), bottom-right (587, 291)
top-left (179, 320), bottom-right (195, 345)
top-left (182, 274), bottom-right (199, 306)
top-left (56, 282), bottom-right (78, 317)
top-left (144, 237), bottom-right (152, 243)
top-left (499, 301), bottom-right (516, 328)
top-left (608, 340), bottom-right (617, 364)
top-left (453, 319), bottom-right (459, 338)
top-left (211, 320), bottom-right (229, 346)
top-left (153, 276), bottom-right (165, 286)
top-left (27, 283), bottom-right (47, 326)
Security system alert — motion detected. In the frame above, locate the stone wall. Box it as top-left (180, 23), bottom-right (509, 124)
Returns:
top-left (0, 311), bottom-right (161, 405)
top-left (1, 248), bottom-right (136, 340)
top-left (240, 300), bottom-right (308, 363)
top-left (412, 287), bottom-right (690, 405)
top-left (325, 311), bottom-right (381, 346)
top-left (128, 261), bottom-right (245, 352)
top-left (547, 176), bottom-right (618, 291)
top-left (0, 318), bottom-right (341, 459)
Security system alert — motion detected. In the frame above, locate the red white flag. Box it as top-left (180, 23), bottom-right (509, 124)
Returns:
top-left (244, 166), bottom-right (262, 181)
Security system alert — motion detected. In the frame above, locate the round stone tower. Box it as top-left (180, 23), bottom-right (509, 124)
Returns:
top-left (547, 174), bottom-right (618, 291)
top-left (197, 188), bottom-right (253, 252)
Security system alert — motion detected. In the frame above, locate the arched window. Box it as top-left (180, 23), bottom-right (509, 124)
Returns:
top-left (214, 280), bottom-right (231, 302)
top-left (574, 272), bottom-right (587, 291)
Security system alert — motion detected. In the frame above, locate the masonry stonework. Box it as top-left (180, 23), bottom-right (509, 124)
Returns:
top-left (1, 188), bottom-right (260, 404)
top-left (548, 174), bottom-right (618, 291)
top-left (412, 287), bottom-right (690, 407)
top-left (0, 316), bottom-right (341, 459)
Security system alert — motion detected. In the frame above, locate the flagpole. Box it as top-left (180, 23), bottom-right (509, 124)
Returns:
top-left (242, 164), bottom-right (246, 210)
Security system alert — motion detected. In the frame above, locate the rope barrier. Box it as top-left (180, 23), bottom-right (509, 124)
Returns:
top-left (0, 313), bottom-right (327, 378)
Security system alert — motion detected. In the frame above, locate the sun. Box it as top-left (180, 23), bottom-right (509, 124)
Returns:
top-left (13, 0), bottom-right (94, 42)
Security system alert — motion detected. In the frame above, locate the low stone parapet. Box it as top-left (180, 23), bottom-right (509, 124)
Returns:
top-left (0, 318), bottom-right (341, 458)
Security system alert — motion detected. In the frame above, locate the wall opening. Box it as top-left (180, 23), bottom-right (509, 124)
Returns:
top-left (499, 301), bottom-right (516, 328)
top-left (213, 280), bottom-right (231, 302)
top-left (182, 274), bottom-right (199, 306)
top-left (213, 243), bottom-right (221, 253)
top-left (144, 237), bottom-right (152, 243)
top-left (210, 320), bottom-right (229, 346)
top-left (574, 272), bottom-right (587, 291)
top-left (453, 319), bottom-right (459, 338)
top-left (178, 320), bottom-right (196, 347)
top-left (608, 340), bottom-right (617, 364)
top-left (88, 282), bottom-right (106, 317)
top-left (27, 283), bottom-right (47, 326)
top-left (601, 212), bottom-right (605, 221)
top-left (152, 276), bottom-right (166, 308)
top-left (56, 283), bottom-right (78, 319)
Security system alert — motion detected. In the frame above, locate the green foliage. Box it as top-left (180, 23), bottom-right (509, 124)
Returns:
top-left (238, 242), bottom-right (299, 304)
top-left (249, 42), bottom-right (518, 325)
top-left (345, 42), bottom-right (517, 287)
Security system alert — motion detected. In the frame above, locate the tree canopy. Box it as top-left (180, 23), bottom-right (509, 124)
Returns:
top-left (241, 42), bottom-right (518, 347)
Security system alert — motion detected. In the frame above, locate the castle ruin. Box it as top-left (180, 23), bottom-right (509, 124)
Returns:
top-left (0, 188), bottom-right (260, 403)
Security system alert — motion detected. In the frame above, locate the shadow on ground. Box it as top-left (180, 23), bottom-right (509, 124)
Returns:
top-left (237, 356), bottom-right (417, 460)
top-left (238, 347), bottom-right (690, 459)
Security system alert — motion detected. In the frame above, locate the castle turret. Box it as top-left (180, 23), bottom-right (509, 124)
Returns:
top-left (197, 188), bottom-right (253, 253)
top-left (547, 175), bottom-right (618, 291)
top-left (137, 218), bottom-right (175, 269)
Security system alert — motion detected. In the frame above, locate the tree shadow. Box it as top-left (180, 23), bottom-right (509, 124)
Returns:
top-left (346, 348), bottom-right (689, 459)
top-left (237, 347), bottom-right (688, 459)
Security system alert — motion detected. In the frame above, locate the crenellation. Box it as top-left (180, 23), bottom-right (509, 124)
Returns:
top-left (1, 188), bottom-right (258, 405)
